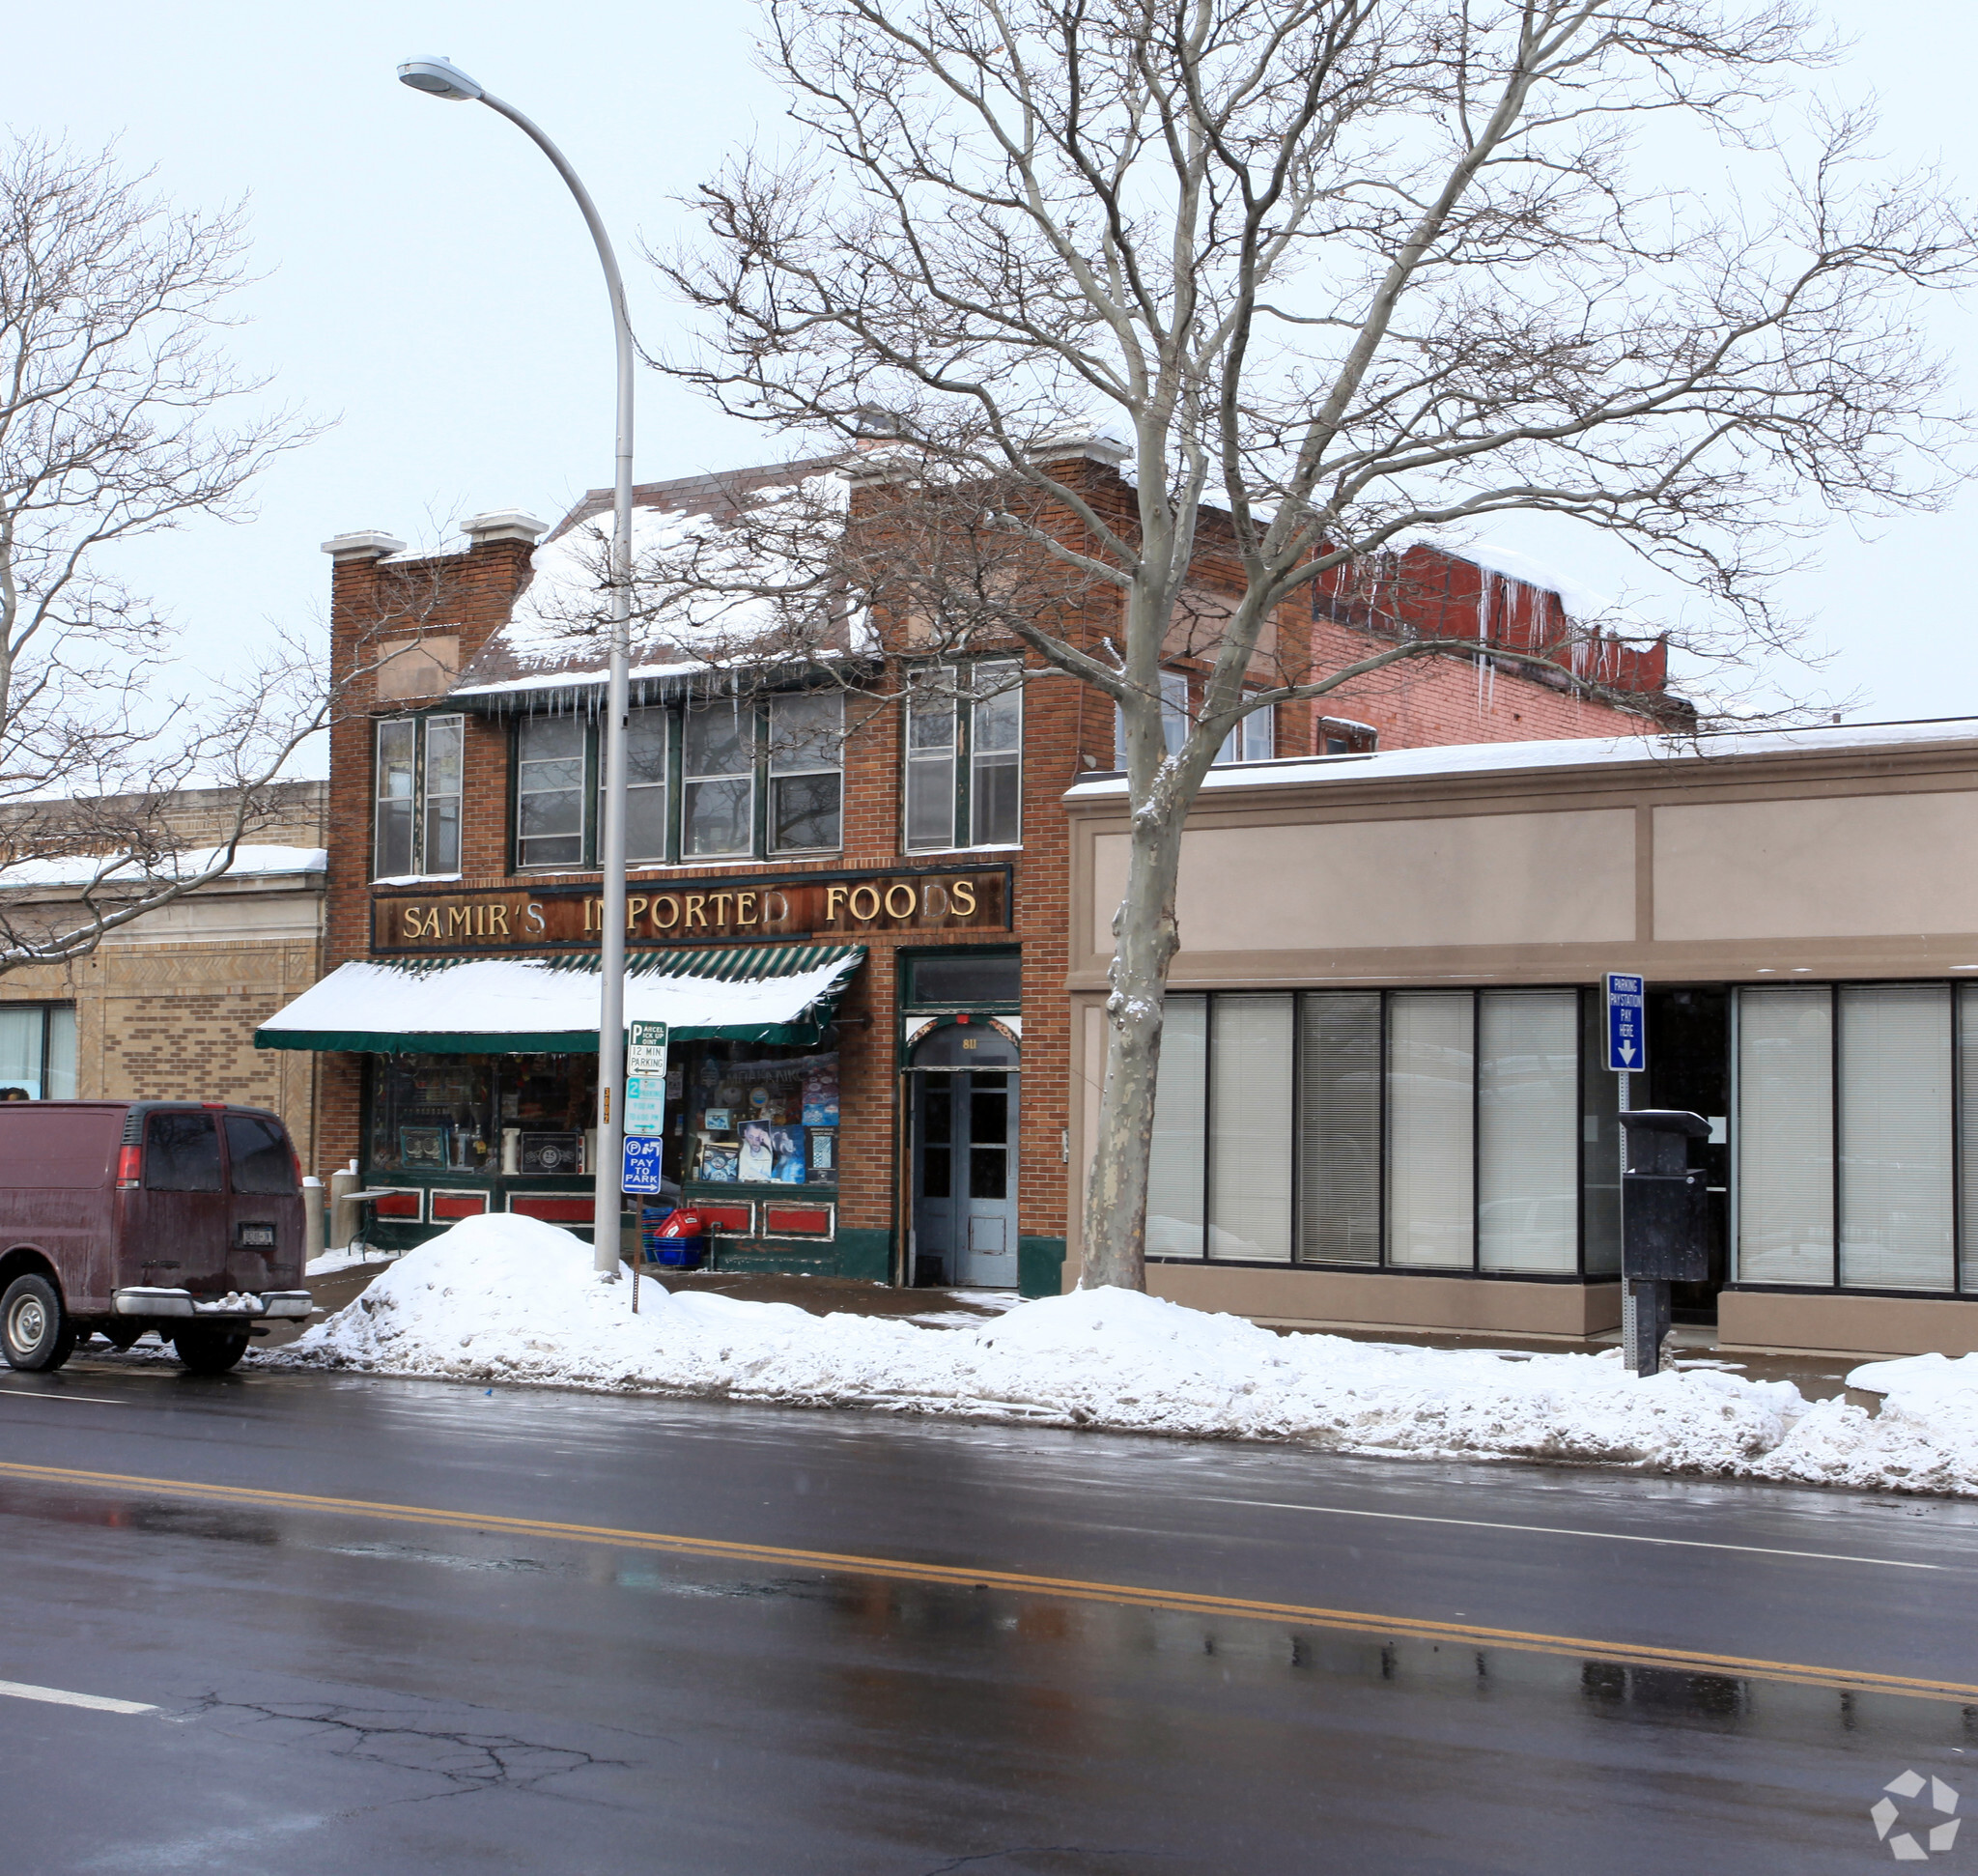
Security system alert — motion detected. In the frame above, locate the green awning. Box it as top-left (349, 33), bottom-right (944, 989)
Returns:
top-left (254, 944), bottom-right (865, 1055)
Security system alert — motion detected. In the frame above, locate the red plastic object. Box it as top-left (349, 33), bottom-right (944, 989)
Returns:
top-left (654, 1208), bottom-right (704, 1239)
top-left (115, 1145), bottom-right (141, 1190)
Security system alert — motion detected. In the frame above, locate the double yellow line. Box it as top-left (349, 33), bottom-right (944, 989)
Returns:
top-left (3, 1457), bottom-right (1971, 1705)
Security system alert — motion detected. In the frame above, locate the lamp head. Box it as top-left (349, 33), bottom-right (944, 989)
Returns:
top-left (397, 57), bottom-right (484, 101)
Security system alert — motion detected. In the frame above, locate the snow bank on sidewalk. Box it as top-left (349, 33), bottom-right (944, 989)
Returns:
top-left (273, 1215), bottom-right (1978, 1493)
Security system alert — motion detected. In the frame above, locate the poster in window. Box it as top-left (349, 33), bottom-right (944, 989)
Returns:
top-left (520, 1130), bottom-right (583, 1175)
top-left (698, 1141), bottom-right (740, 1182)
top-left (737, 1121), bottom-right (776, 1183)
top-left (702, 1108), bottom-right (731, 1133)
top-left (770, 1125), bottom-right (806, 1183)
top-left (802, 1063), bottom-right (840, 1126)
top-left (806, 1127), bottom-right (836, 1180)
top-left (399, 1126), bottom-right (447, 1170)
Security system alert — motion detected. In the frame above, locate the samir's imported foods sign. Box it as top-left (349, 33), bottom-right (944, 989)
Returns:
top-left (373, 864), bottom-right (1008, 953)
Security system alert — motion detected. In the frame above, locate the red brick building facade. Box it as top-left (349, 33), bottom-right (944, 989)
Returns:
top-left (268, 455), bottom-right (1670, 1291)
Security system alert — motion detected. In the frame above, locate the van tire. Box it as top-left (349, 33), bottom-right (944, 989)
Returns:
top-left (173, 1329), bottom-right (248, 1376)
top-left (2, 1274), bottom-right (76, 1372)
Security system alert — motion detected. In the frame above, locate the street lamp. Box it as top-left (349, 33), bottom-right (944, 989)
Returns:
top-left (399, 55), bottom-right (634, 1277)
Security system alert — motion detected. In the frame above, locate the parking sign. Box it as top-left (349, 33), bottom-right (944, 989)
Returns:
top-left (621, 1134), bottom-right (666, 1196)
top-left (1605, 973), bottom-right (1647, 1073)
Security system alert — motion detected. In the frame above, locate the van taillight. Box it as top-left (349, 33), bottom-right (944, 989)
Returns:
top-left (116, 1146), bottom-right (141, 1189)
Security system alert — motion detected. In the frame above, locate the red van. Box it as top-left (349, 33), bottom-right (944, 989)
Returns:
top-left (0, 1100), bottom-right (310, 1376)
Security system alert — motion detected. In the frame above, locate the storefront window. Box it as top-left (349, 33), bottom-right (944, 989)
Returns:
top-left (0, 1003), bottom-right (76, 1099)
top-left (681, 1041), bottom-right (838, 1187)
top-left (1145, 987), bottom-right (1595, 1276)
top-left (368, 1053), bottom-right (599, 1178)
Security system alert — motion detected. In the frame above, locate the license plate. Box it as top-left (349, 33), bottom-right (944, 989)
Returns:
top-left (237, 1223), bottom-right (276, 1248)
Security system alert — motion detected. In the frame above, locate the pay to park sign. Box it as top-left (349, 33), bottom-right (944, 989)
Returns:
top-left (1605, 973), bottom-right (1647, 1074)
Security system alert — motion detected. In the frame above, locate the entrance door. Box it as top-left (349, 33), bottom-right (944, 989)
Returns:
top-left (1644, 987), bottom-right (1730, 1321)
top-left (910, 1025), bottom-right (1020, 1289)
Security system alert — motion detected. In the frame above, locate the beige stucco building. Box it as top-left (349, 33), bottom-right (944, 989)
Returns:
top-left (0, 782), bottom-right (326, 1169)
top-left (1064, 722), bottom-right (1978, 1358)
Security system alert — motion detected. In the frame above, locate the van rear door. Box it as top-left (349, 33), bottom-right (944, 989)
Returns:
top-left (139, 1109), bottom-right (228, 1293)
top-left (221, 1112), bottom-right (301, 1290)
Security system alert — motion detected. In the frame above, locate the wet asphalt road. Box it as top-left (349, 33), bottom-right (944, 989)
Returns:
top-left (0, 1362), bottom-right (1974, 1875)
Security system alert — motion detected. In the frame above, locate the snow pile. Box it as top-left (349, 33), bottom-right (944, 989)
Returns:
top-left (0, 843), bottom-right (326, 891)
top-left (272, 1214), bottom-right (1978, 1492)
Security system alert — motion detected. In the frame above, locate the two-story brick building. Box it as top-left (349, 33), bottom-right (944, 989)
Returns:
top-left (256, 450), bottom-right (1673, 1293)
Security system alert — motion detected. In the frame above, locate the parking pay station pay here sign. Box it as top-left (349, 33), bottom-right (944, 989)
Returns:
top-left (622, 1020), bottom-right (669, 1195)
top-left (1605, 974), bottom-right (1647, 1073)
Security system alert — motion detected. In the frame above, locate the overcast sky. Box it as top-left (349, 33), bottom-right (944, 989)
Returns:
top-left (6, 0), bottom-right (1973, 768)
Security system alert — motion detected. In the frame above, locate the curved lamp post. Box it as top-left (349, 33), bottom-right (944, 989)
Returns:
top-left (398, 56), bottom-right (633, 1276)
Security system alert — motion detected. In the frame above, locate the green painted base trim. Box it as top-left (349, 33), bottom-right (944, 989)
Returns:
top-left (1019, 1236), bottom-right (1067, 1299)
top-left (710, 1228), bottom-right (891, 1283)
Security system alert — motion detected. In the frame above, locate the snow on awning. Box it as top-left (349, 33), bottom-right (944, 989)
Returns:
top-left (253, 944), bottom-right (864, 1055)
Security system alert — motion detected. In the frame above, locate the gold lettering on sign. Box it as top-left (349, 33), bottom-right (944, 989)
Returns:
top-left (402, 904), bottom-right (424, 940)
top-left (447, 906), bottom-right (472, 937)
top-left (711, 892), bottom-right (735, 925)
top-left (686, 895), bottom-right (708, 929)
top-left (490, 903), bottom-right (510, 937)
top-left (627, 896), bottom-right (648, 931)
top-left (885, 883), bottom-right (917, 920)
top-left (583, 898), bottom-right (600, 933)
top-left (653, 895), bottom-right (680, 930)
top-left (848, 885), bottom-right (880, 922)
top-left (951, 878), bottom-right (977, 917)
top-left (825, 885), bottom-right (848, 922)
top-left (736, 891), bottom-right (758, 925)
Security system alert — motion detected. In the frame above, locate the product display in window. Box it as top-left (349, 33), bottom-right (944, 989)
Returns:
top-left (368, 1053), bottom-right (597, 1175)
top-left (682, 1043), bottom-right (839, 1185)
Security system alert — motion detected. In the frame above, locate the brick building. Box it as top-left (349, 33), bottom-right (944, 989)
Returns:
top-left (257, 452), bottom-right (1672, 1292)
top-left (0, 781), bottom-right (326, 1165)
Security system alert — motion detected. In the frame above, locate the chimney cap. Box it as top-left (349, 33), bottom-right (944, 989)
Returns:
top-left (321, 529), bottom-right (408, 562)
top-left (463, 509), bottom-right (550, 546)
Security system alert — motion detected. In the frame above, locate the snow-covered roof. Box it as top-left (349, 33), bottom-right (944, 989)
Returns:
top-left (1064, 717), bottom-right (1978, 801)
top-left (450, 462), bottom-right (851, 705)
top-left (0, 843), bottom-right (327, 892)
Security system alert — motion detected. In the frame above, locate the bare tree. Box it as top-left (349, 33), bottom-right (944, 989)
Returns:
top-left (0, 134), bottom-right (325, 965)
top-left (655, 0), bottom-right (1973, 1290)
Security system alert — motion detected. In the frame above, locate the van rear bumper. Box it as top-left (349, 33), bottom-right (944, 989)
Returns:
top-left (111, 1288), bottom-right (313, 1322)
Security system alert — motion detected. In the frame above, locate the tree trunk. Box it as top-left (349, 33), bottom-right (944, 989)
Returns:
top-left (1079, 796), bottom-right (1188, 1291)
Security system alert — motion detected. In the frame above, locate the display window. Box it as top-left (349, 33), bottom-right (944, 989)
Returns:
top-left (368, 1052), bottom-right (599, 1177)
top-left (679, 1040), bottom-right (839, 1189)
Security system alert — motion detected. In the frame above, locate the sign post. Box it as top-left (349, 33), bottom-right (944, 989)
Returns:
top-left (1605, 973), bottom-right (1656, 1375)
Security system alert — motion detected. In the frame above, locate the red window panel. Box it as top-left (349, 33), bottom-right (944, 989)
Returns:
top-left (763, 1205), bottom-right (833, 1238)
top-left (695, 1202), bottom-right (754, 1236)
top-left (431, 1190), bottom-right (491, 1222)
top-left (508, 1195), bottom-right (596, 1224)
top-left (371, 1190), bottom-right (422, 1219)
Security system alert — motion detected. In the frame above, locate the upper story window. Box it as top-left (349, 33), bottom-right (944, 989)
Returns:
top-left (375, 714), bottom-right (463, 880)
top-left (1213, 696), bottom-right (1275, 765)
top-left (904, 660), bottom-right (1023, 853)
top-left (511, 692), bottom-right (844, 871)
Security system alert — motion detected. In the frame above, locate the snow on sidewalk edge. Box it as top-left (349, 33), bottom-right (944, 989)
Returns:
top-left (269, 1213), bottom-right (1978, 1495)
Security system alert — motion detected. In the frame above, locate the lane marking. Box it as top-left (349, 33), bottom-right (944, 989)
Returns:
top-left (1194, 1496), bottom-right (1942, 1572)
top-left (1, 1458), bottom-right (1972, 1705)
top-left (0, 1390), bottom-right (125, 1406)
top-left (0, 1677), bottom-right (155, 1716)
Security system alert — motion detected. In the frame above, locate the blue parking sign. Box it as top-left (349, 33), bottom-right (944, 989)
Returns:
top-left (621, 1135), bottom-right (666, 1196)
top-left (1605, 973), bottom-right (1647, 1073)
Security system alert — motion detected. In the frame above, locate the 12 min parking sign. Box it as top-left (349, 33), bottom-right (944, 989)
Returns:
top-left (1605, 973), bottom-right (1647, 1073)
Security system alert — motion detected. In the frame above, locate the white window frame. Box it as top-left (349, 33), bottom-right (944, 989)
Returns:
top-left (905, 661), bottom-right (1025, 854)
top-left (515, 714), bottom-right (589, 871)
top-left (373, 713), bottom-right (465, 882)
top-left (768, 691), bottom-right (846, 855)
